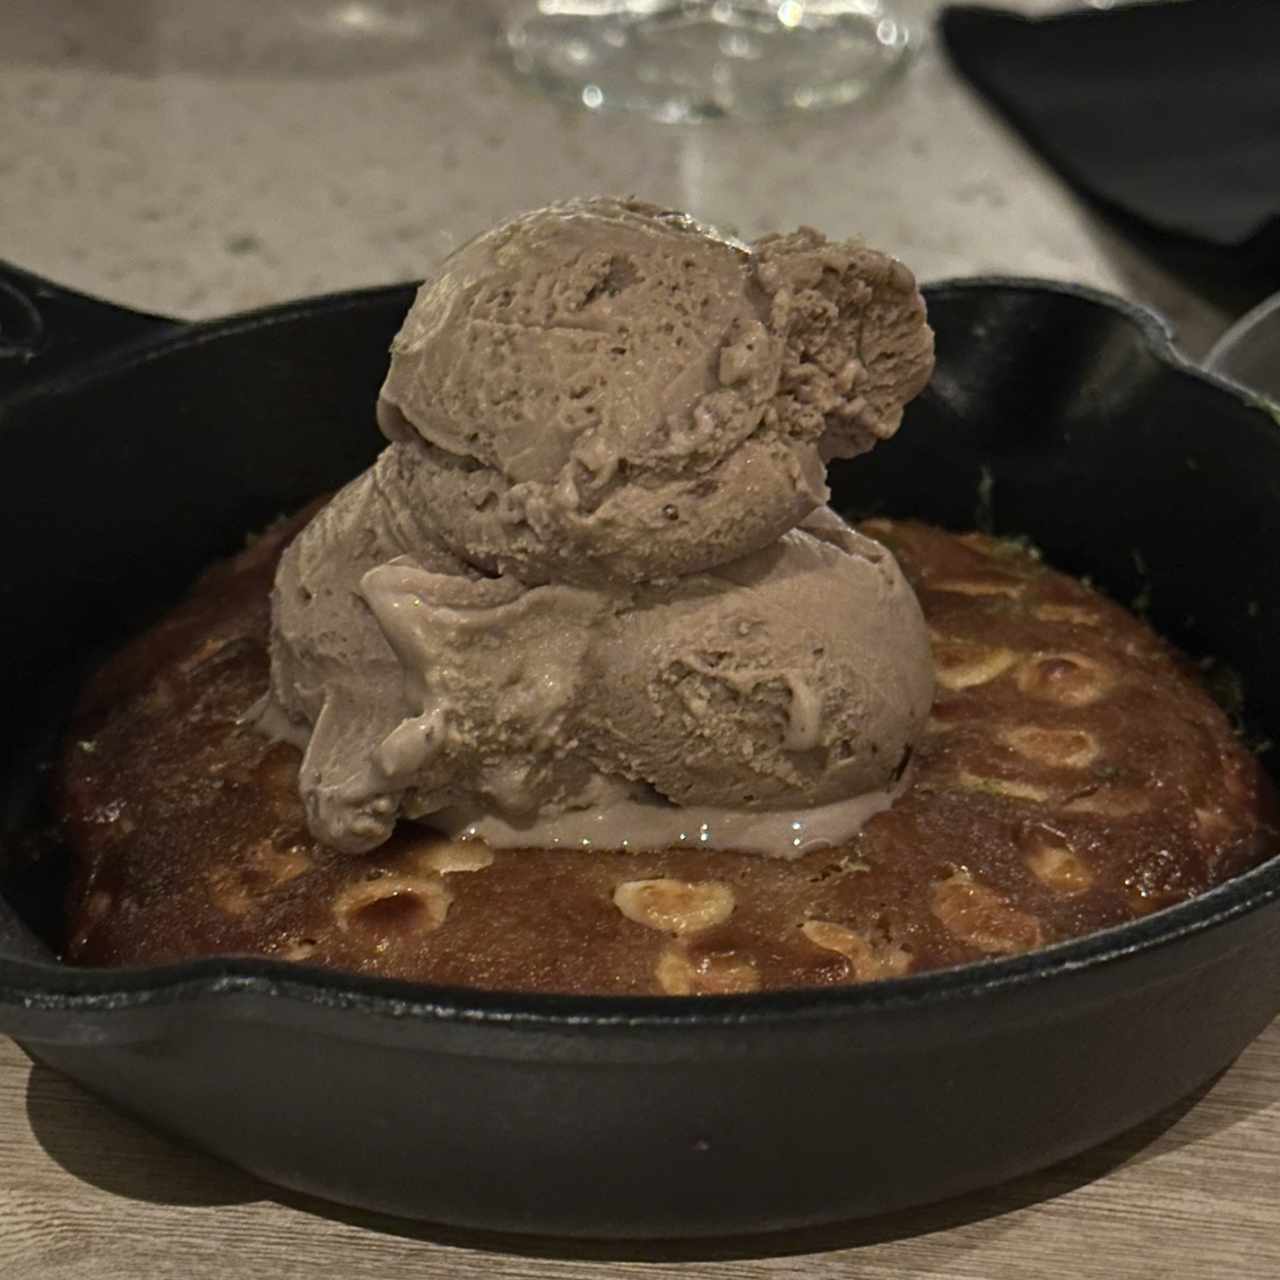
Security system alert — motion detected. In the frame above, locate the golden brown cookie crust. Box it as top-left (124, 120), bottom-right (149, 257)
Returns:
top-left (60, 515), bottom-right (1277, 994)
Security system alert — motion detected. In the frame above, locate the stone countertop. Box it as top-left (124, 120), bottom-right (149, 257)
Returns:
top-left (0, 0), bottom-right (1233, 354)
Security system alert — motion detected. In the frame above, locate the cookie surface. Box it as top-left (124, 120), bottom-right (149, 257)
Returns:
top-left (60, 515), bottom-right (1276, 994)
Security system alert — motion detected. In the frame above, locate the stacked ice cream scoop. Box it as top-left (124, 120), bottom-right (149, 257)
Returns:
top-left (260, 197), bottom-right (936, 855)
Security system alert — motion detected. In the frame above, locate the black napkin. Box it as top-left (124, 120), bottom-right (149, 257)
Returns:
top-left (940, 0), bottom-right (1280, 292)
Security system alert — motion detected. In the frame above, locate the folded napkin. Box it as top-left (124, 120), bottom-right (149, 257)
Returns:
top-left (941, 0), bottom-right (1280, 285)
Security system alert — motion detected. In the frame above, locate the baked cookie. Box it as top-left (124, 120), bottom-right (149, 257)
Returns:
top-left (60, 516), bottom-right (1276, 994)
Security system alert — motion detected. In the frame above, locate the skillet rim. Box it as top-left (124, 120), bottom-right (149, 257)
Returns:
top-left (3, 273), bottom-right (1279, 1033)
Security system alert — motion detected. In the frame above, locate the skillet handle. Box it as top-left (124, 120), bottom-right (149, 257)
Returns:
top-left (0, 260), bottom-right (180, 400)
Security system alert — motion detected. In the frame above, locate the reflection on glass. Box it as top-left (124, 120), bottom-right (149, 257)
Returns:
top-left (501, 0), bottom-right (915, 122)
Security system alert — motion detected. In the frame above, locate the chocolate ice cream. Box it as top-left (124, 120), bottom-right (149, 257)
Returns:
top-left (377, 197), bottom-right (932, 584)
top-left (260, 197), bottom-right (936, 855)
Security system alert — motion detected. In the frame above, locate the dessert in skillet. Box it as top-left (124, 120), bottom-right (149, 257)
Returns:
top-left (60, 199), bottom-right (1276, 994)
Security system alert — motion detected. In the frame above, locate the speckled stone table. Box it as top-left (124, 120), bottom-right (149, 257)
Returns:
top-left (2, 2), bottom-right (1273, 1276)
top-left (0, 0), bottom-right (1236, 351)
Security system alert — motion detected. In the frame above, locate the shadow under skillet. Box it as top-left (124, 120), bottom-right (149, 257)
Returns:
top-left (22, 1031), bottom-right (1278, 1263)
top-left (23, 1057), bottom-right (258, 1209)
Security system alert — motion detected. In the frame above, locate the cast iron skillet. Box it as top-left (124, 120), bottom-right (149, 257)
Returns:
top-left (1, 261), bottom-right (1279, 1239)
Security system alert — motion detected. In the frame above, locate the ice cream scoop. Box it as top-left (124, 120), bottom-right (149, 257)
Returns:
top-left (260, 198), bottom-right (936, 855)
top-left (377, 196), bottom-right (933, 585)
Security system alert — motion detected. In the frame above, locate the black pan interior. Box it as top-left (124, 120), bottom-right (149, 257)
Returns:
top-left (2, 279), bottom-right (1278, 971)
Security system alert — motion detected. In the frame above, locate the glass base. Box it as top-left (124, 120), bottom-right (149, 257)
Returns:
top-left (502, 1), bottom-right (915, 123)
